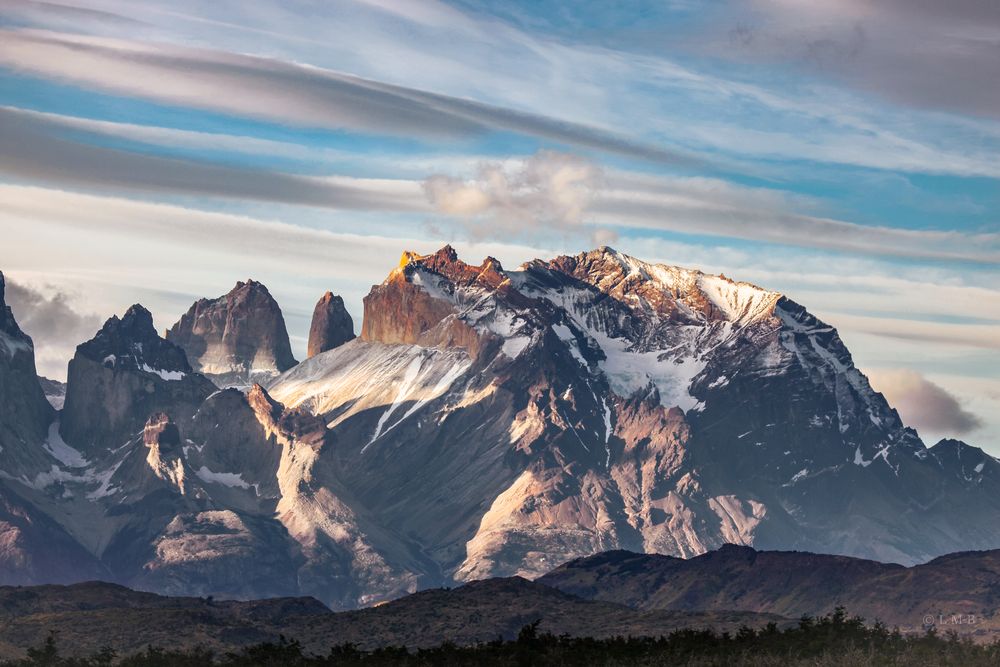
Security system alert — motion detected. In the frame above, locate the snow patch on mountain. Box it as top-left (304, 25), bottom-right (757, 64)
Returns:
top-left (585, 248), bottom-right (781, 326)
top-left (501, 334), bottom-right (532, 359)
top-left (195, 465), bottom-right (251, 489)
top-left (598, 330), bottom-right (707, 411)
top-left (269, 340), bottom-right (472, 434)
top-left (512, 278), bottom-right (709, 411)
top-left (42, 421), bottom-right (88, 468)
top-left (552, 324), bottom-right (587, 366)
top-left (366, 354), bottom-right (425, 449)
top-left (139, 363), bottom-right (186, 381)
top-left (697, 275), bottom-right (780, 326)
top-left (709, 495), bottom-right (766, 546)
top-left (410, 267), bottom-right (535, 357)
top-left (776, 302), bottom-right (890, 439)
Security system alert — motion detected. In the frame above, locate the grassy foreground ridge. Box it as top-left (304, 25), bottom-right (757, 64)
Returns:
top-left (5, 610), bottom-right (999, 666)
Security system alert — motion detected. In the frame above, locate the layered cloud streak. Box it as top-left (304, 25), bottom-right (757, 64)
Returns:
top-left (0, 28), bottom-right (698, 167)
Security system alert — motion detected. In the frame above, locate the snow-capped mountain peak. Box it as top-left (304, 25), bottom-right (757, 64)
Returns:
top-left (1, 247), bottom-right (996, 610)
top-left (76, 304), bottom-right (192, 379)
top-left (520, 246), bottom-right (782, 328)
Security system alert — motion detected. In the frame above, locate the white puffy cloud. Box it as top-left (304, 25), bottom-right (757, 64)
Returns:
top-left (424, 151), bottom-right (605, 241)
top-left (868, 368), bottom-right (983, 438)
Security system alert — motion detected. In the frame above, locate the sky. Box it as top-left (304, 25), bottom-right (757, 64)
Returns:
top-left (0, 0), bottom-right (997, 451)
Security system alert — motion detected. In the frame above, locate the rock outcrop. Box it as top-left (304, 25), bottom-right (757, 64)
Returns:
top-left (142, 413), bottom-right (190, 495)
top-left (60, 305), bottom-right (216, 454)
top-left (0, 481), bottom-right (109, 585)
top-left (0, 271), bottom-right (54, 458)
top-left (0, 275), bottom-right (108, 585)
top-left (307, 292), bottom-right (355, 358)
top-left (38, 376), bottom-right (66, 410)
top-left (360, 246), bottom-right (514, 360)
top-left (166, 280), bottom-right (297, 387)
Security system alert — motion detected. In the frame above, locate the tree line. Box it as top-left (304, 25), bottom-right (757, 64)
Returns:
top-left (6, 609), bottom-right (998, 666)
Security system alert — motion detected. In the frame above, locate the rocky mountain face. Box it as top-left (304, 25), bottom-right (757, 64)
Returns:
top-left (60, 305), bottom-right (217, 456)
top-left (0, 292), bottom-right (413, 606)
top-left (270, 245), bottom-right (1000, 585)
top-left (0, 271), bottom-right (54, 476)
top-left (166, 280), bottom-right (297, 387)
top-left (0, 247), bottom-right (997, 610)
top-left (37, 376), bottom-right (66, 410)
top-left (307, 291), bottom-right (355, 358)
top-left (0, 483), bottom-right (109, 586)
top-left (0, 273), bottom-right (108, 585)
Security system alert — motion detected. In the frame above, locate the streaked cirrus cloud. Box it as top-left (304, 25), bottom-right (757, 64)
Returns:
top-left (0, 28), bottom-right (701, 167)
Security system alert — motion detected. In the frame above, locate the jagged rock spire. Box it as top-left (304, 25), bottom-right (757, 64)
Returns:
top-left (61, 304), bottom-right (216, 453)
top-left (166, 279), bottom-right (297, 387)
top-left (0, 269), bottom-right (54, 457)
top-left (307, 292), bottom-right (355, 358)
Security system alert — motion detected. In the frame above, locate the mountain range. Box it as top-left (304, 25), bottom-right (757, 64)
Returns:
top-left (0, 246), bottom-right (996, 609)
